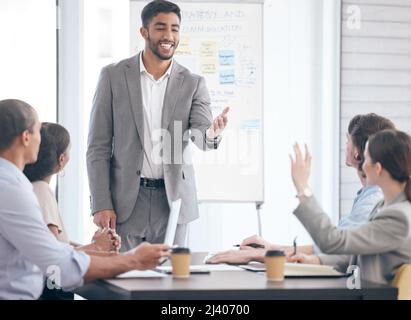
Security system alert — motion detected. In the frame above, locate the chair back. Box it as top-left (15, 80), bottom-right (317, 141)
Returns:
top-left (392, 264), bottom-right (411, 300)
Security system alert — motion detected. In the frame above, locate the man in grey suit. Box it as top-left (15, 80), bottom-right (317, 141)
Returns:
top-left (87, 0), bottom-right (229, 251)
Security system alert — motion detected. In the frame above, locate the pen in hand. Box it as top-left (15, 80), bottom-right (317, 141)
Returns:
top-left (233, 243), bottom-right (265, 249)
top-left (293, 237), bottom-right (297, 256)
top-left (159, 247), bottom-right (173, 266)
top-left (159, 257), bottom-right (169, 265)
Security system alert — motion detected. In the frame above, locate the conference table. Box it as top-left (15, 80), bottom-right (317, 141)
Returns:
top-left (75, 253), bottom-right (398, 300)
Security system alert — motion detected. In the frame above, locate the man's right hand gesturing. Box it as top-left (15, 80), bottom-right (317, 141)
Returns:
top-left (93, 209), bottom-right (117, 230)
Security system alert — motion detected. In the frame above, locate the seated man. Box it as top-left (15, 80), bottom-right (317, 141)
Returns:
top-left (0, 99), bottom-right (170, 299)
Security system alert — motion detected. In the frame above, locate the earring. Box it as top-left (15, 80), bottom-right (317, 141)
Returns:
top-left (58, 167), bottom-right (65, 178)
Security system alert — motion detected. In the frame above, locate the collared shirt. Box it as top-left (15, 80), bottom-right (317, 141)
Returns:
top-left (339, 185), bottom-right (383, 228)
top-left (0, 157), bottom-right (90, 299)
top-left (313, 185), bottom-right (383, 255)
top-left (139, 52), bottom-right (174, 179)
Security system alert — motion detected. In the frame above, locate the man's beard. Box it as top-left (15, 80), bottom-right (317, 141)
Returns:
top-left (148, 34), bottom-right (178, 61)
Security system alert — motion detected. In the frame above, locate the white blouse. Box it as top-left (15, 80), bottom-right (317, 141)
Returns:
top-left (32, 180), bottom-right (70, 244)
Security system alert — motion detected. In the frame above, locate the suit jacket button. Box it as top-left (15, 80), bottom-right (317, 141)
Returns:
top-left (137, 170), bottom-right (141, 175)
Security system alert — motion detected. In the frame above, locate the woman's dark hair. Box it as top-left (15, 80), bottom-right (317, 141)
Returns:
top-left (24, 123), bottom-right (70, 182)
top-left (0, 99), bottom-right (36, 151)
top-left (368, 129), bottom-right (411, 202)
top-left (141, 0), bottom-right (181, 28)
top-left (348, 113), bottom-right (395, 170)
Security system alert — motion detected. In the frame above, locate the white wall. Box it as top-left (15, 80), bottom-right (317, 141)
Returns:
top-left (340, 0), bottom-right (411, 217)
top-left (0, 0), bottom-right (56, 123)
top-left (0, 0), bottom-right (58, 197)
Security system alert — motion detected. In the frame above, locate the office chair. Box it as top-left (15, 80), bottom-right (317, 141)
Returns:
top-left (392, 264), bottom-right (411, 300)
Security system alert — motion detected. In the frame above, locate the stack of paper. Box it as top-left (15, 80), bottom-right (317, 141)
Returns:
top-left (115, 270), bottom-right (167, 279)
top-left (157, 264), bottom-right (244, 273)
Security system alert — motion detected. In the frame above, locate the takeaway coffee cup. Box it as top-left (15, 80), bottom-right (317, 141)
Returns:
top-left (264, 250), bottom-right (286, 281)
top-left (171, 247), bottom-right (191, 278)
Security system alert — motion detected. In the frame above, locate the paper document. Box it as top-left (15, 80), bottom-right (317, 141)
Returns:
top-left (116, 270), bottom-right (167, 279)
top-left (157, 264), bottom-right (244, 273)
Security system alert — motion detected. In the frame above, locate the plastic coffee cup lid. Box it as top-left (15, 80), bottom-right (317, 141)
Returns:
top-left (171, 247), bottom-right (190, 254)
top-left (265, 250), bottom-right (285, 257)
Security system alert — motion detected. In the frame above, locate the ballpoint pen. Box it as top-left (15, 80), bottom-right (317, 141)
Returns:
top-left (293, 237), bottom-right (297, 256)
top-left (159, 247), bottom-right (174, 265)
top-left (159, 257), bottom-right (169, 265)
top-left (233, 243), bottom-right (265, 249)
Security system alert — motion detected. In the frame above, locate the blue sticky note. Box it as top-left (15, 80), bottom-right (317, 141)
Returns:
top-left (243, 120), bottom-right (260, 130)
top-left (219, 69), bottom-right (235, 85)
top-left (219, 50), bottom-right (235, 66)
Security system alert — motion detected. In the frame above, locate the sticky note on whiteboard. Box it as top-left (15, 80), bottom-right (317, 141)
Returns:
top-left (219, 50), bottom-right (235, 66)
top-left (243, 119), bottom-right (261, 130)
top-left (219, 69), bottom-right (235, 85)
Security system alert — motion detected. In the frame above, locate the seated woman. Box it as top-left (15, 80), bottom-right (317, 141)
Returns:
top-left (212, 130), bottom-right (411, 284)
top-left (285, 129), bottom-right (411, 284)
top-left (207, 114), bottom-right (395, 265)
top-left (24, 122), bottom-right (120, 254)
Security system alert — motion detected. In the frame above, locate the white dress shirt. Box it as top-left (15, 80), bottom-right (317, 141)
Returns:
top-left (139, 52), bottom-right (174, 179)
top-left (0, 157), bottom-right (90, 299)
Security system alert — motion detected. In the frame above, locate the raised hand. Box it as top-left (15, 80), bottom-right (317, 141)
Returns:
top-left (289, 143), bottom-right (312, 194)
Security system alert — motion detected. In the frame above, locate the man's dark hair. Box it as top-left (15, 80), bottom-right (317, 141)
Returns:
top-left (24, 123), bottom-right (70, 182)
top-left (141, 0), bottom-right (181, 28)
top-left (348, 113), bottom-right (395, 170)
top-left (0, 99), bottom-right (36, 151)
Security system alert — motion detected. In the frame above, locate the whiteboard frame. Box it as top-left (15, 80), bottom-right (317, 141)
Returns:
top-left (129, 0), bottom-right (265, 205)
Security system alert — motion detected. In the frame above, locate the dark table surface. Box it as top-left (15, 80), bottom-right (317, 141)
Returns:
top-left (75, 253), bottom-right (398, 300)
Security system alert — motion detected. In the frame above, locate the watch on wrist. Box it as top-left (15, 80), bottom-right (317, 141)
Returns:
top-left (213, 135), bottom-right (222, 149)
top-left (206, 134), bottom-right (221, 149)
top-left (296, 186), bottom-right (313, 198)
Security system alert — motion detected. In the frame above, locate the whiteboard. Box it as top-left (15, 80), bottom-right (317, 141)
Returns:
top-left (130, 0), bottom-right (264, 203)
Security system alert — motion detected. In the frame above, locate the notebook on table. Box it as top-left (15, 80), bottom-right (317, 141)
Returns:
top-left (239, 262), bottom-right (348, 278)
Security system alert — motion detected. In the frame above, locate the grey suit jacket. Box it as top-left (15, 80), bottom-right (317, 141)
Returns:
top-left (294, 193), bottom-right (411, 285)
top-left (87, 54), bottom-right (216, 224)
